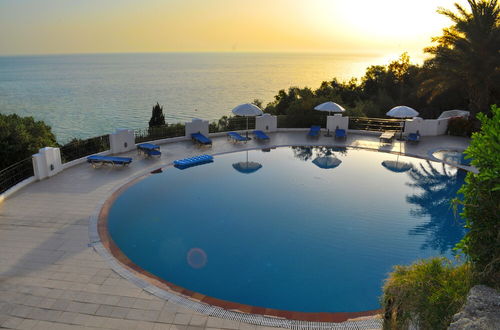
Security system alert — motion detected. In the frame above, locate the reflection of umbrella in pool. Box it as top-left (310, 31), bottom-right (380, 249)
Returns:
top-left (232, 151), bottom-right (263, 174)
top-left (382, 155), bottom-right (413, 173)
top-left (312, 156), bottom-right (342, 169)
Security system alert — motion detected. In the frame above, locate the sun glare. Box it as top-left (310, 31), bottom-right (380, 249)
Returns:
top-left (336, 0), bottom-right (453, 38)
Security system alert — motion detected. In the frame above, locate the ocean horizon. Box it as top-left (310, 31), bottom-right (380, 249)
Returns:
top-left (0, 52), bottom-right (402, 143)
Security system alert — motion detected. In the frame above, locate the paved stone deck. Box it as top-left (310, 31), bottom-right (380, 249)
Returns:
top-left (0, 131), bottom-right (470, 330)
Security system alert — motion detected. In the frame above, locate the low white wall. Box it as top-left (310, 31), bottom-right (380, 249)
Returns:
top-left (404, 117), bottom-right (449, 136)
top-left (185, 118), bottom-right (209, 137)
top-left (110, 129), bottom-right (135, 154)
top-left (256, 114), bottom-right (277, 132)
top-left (327, 114), bottom-right (349, 131)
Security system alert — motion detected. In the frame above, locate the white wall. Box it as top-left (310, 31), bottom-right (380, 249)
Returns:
top-left (327, 114), bottom-right (349, 131)
top-left (185, 118), bottom-right (209, 137)
top-left (255, 114), bottom-right (277, 132)
top-left (32, 147), bottom-right (63, 180)
top-left (110, 129), bottom-right (135, 154)
top-left (404, 117), bottom-right (449, 136)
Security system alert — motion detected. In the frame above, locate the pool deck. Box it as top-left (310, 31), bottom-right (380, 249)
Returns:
top-left (0, 131), bottom-right (471, 330)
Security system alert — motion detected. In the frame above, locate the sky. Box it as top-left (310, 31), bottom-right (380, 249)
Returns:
top-left (0, 0), bottom-right (468, 58)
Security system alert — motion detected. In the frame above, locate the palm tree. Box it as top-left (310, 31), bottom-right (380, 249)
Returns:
top-left (420, 0), bottom-right (500, 115)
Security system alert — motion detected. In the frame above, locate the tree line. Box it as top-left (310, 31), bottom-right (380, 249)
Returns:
top-left (260, 1), bottom-right (499, 120)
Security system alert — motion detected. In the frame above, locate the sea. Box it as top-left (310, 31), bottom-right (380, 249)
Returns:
top-left (0, 52), bottom-right (394, 143)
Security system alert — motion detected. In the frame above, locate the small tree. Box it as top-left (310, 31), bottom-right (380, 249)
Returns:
top-left (0, 114), bottom-right (58, 170)
top-left (454, 104), bottom-right (500, 287)
top-left (149, 102), bottom-right (166, 127)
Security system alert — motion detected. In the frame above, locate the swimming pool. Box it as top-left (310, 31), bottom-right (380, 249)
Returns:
top-left (104, 147), bottom-right (466, 315)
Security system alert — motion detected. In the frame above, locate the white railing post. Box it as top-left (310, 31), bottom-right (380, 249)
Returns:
top-left (328, 114), bottom-right (349, 131)
top-left (110, 129), bottom-right (135, 154)
top-left (185, 118), bottom-right (209, 137)
top-left (32, 147), bottom-right (62, 180)
top-left (255, 114), bottom-right (277, 132)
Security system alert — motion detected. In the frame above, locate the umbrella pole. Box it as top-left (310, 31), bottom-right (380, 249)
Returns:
top-left (325, 111), bottom-right (331, 137)
top-left (246, 117), bottom-right (249, 140)
top-left (400, 120), bottom-right (406, 140)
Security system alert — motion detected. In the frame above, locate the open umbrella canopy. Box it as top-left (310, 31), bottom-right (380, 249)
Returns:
top-left (386, 106), bottom-right (419, 118)
top-left (231, 103), bottom-right (263, 116)
top-left (312, 156), bottom-right (342, 169)
top-left (381, 160), bottom-right (413, 173)
top-left (437, 110), bottom-right (470, 120)
top-left (314, 102), bottom-right (346, 113)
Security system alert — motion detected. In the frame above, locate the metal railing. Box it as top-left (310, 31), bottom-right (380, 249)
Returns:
top-left (1, 115), bottom-right (403, 195)
top-left (60, 134), bottom-right (110, 163)
top-left (209, 116), bottom-right (255, 133)
top-left (134, 124), bottom-right (185, 143)
top-left (349, 117), bottom-right (404, 132)
top-left (0, 157), bottom-right (34, 194)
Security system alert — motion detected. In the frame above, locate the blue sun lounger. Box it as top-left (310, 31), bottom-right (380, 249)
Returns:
top-left (406, 132), bottom-right (420, 144)
top-left (335, 128), bottom-right (347, 140)
top-left (137, 143), bottom-right (161, 157)
top-left (227, 132), bottom-right (248, 143)
top-left (87, 155), bottom-right (132, 167)
top-left (174, 154), bottom-right (213, 169)
top-left (191, 132), bottom-right (212, 146)
top-left (253, 130), bottom-right (270, 140)
top-left (308, 125), bottom-right (321, 137)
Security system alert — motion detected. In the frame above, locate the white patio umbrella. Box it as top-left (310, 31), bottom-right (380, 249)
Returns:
top-left (231, 103), bottom-right (263, 139)
top-left (386, 106), bottom-right (419, 140)
top-left (437, 110), bottom-right (470, 120)
top-left (314, 102), bottom-right (346, 136)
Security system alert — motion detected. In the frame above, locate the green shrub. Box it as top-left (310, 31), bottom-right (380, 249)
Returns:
top-left (382, 258), bottom-right (472, 330)
top-left (447, 117), bottom-right (474, 136)
top-left (454, 105), bottom-right (500, 287)
top-left (0, 113), bottom-right (58, 170)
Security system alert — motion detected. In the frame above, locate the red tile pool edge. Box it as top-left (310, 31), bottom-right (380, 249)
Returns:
top-left (97, 174), bottom-right (382, 323)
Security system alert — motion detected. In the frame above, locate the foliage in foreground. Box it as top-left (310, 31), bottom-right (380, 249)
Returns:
top-left (454, 105), bottom-right (500, 287)
top-left (0, 113), bottom-right (57, 170)
top-left (382, 258), bottom-right (472, 330)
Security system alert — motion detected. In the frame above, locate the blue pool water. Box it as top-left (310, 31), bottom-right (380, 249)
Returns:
top-left (107, 147), bottom-right (466, 313)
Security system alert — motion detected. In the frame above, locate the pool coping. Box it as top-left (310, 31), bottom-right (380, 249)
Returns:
top-left (89, 143), bottom-right (470, 328)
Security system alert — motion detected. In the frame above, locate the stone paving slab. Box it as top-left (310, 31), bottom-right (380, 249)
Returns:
top-left (0, 131), bottom-right (470, 329)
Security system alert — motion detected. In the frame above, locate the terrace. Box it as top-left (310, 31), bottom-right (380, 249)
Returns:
top-left (0, 115), bottom-right (471, 330)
